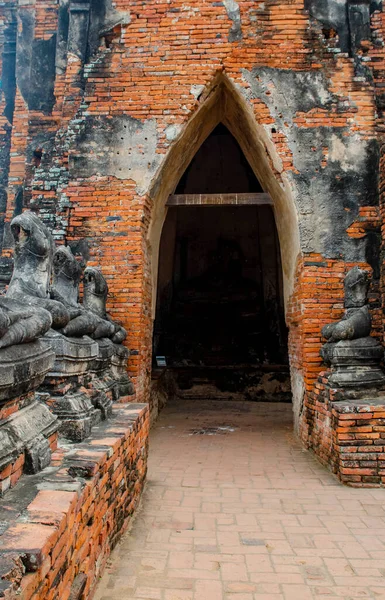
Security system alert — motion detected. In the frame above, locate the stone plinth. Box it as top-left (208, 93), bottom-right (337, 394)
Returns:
top-left (0, 341), bottom-right (55, 402)
top-left (0, 341), bottom-right (58, 493)
top-left (40, 331), bottom-right (99, 441)
top-left (87, 338), bottom-right (120, 417)
top-left (300, 370), bottom-right (385, 487)
top-left (111, 343), bottom-right (134, 400)
top-left (321, 337), bottom-right (385, 388)
top-left (0, 403), bottom-right (149, 599)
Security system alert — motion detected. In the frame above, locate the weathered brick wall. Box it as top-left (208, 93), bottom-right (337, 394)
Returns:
top-left (302, 375), bottom-right (385, 487)
top-left (0, 403), bottom-right (149, 600)
top-left (1, 0), bottom-right (385, 425)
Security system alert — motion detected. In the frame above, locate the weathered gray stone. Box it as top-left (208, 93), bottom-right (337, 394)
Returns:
top-left (40, 331), bottom-right (99, 441)
top-left (51, 245), bottom-right (98, 338)
top-left (0, 213), bottom-right (62, 480)
top-left (44, 330), bottom-right (98, 377)
top-left (38, 390), bottom-right (95, 442)
top-left (83, 266), bottom-right (131, 401)
top-left (7, 211), bottom-right (69, 329)
top-left (111, 343), bottom-right (134, 398)
top-left (0, 398), bottom-right (57, 474)
top-left (37, 243), bottom-right (110, 441)
top-left (0, 299), bottom-right (52, 350)
top-left (0, 340), bottom-right (55, 402)
top-left (321, 267), bottom-right (385, 388)
top-left (322, 267), bottom-right (371, 342)
top-left (83, 267), bottom-right (116, 339)
top-left (88, 337), bottom-right (118, 417)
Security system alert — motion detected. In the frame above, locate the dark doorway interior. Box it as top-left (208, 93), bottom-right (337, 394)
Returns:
top-left (175, 123), bottom-right (263, 194)
top-left (153, 124), bottom-right (290, 402)
top-left (154, 204), bottom-right (287, 366)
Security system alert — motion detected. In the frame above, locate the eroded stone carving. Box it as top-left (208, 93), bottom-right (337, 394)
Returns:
top-left (51, 246), bottom-right (97, 338)
top-left (40, 246), bottom-right (100, 441)
top-left (83, 267), bottom-right (133, 400)
top-left (322, 267), bottom-right (371, 343)
top-left (83, 267), bottom-right (127, 343)
top-left (0, 298), bottom-right (52, 349)
top-left (0, 215), bottom-right (59, 479)
top-left (321, 267), bottom-right (385, 388)
top-left (7, 211), bottom-right (69, 329)
top-left (0, 211), bottom-right (132, 448)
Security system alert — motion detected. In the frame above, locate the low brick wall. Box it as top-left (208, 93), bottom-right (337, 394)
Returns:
top-left (301, 373), bottom-right (385, 487)
top-left (0, 403), bottom-right (149, 599)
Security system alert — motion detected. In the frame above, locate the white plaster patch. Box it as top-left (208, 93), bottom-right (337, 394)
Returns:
top-left (165, 124), bottom-right (182, 143)
top-left (223, 0), bottom-right (240, 15)
top-left (290, 367), bottom-right (305, 434)
top-left (110, 118), bottom-right (162, 195)
top-left (190, 84), bottom-right (205, 100)
top-left (329, 133), bottom-right (368, 172)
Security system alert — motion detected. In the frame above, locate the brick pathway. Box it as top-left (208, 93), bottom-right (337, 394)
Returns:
top-left (94, 400), bottom-right (385, 600)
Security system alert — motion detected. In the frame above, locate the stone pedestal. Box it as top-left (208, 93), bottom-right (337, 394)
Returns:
top-left (0, 340), bottom-right (55, 401)
top-left (321, 337), bottom-right (385, 388)
top-left (40, 330), bottom-right (99, 441)
top-left (300, 370), bottom-right (385, 487)
top-left (111, 344), bottom-right (134, 400)
top-left (87, 338), bottom-right (119, 418)
top-left (0, 341), bottom-right (58, 493)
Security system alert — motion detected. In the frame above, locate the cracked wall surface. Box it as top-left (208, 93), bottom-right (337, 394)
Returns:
top-left (1, 0), bottom-right (385, 424)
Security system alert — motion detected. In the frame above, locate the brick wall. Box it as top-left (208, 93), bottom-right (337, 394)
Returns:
top-left (1, 0), bottom-right (385, 424)
top-left (301, 374), bottom-right (385, 487)
top-left (0, 403), bottom-right (149, 599)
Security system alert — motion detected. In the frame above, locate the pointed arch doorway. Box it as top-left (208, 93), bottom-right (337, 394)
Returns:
top-left (153, 122), bottom-right (291, 402)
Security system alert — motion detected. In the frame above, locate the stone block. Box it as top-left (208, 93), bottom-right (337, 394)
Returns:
top-left (0, 341), bottom-right (54, 403)
top-left (0, 398), bottom-right (58, 476)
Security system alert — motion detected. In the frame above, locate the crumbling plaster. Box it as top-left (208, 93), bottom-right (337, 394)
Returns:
top-left (241, 66), bottom-right (379, 268)
top-left (66, 63), bottom-right (379, 317)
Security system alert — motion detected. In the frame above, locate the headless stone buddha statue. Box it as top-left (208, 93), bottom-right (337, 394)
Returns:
top-left (0, 296), bottom-right (58, 475)
top-left (83, 267), bottom-right (133, 399)
top-left (0, 298), bottom-right (57, 474)
top-left (37, 244), bottom-right (102, 441)
top-left (51, 246), bottom-right (98, 338)
top-left (5, 214), bottom-right (99, 441)
top-left (7, 211), bottom-right (70, 329)
top-left (320, 266), bottom-right (385, 388)
top-left (322, 267), bottom-right (371, 343)
top-left (0, 230), bottom-right (58, 473)
top-left (83, 267), bottom-right (127, 342)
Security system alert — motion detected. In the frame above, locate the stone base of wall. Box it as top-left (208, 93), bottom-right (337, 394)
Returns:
top-left (0, 431), bottom-right (58, 496)
top-left (0, 391), bottom-right (59, 495)
top-left (0, 402), bottom-right (149, 600)
top-left (300, 372), bottom-right (385, 487)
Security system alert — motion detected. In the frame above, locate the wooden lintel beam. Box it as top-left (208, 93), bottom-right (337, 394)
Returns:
top-left (166, 193), bottom-right (273, 207)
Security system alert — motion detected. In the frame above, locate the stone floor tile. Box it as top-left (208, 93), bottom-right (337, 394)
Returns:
top-left (93, 401), bottom-right (385, 600)
top-left (134, 587), bottom-right (162, 599)
top-left (169, 552), bottom-right (194, 569)
top-left (281, 584), bottom-right (314, 599)
top-left (225, 594), bottom-right (253, 600)
top-left (164, 591), bottom-right (193, 600)
top-left (194, 579), bottom-right (223, 600)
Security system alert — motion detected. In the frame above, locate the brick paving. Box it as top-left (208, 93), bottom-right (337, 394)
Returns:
top-left (94, 400), bottom-right (385, 600)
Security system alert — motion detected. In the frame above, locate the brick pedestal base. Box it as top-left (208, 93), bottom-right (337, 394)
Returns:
top-left (0, 403), bottom-right (149, 600)
top-left (300, 372), bottom-right (385, 487)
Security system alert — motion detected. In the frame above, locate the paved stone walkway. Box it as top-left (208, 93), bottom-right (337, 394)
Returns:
top-left (94, 400), bottom-right (385, 600)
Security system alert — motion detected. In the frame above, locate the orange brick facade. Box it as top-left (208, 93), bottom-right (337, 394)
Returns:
top-left (0, 403), bottom-right (149, 599)
top-left (2, 1), bottom-right (385, 436)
